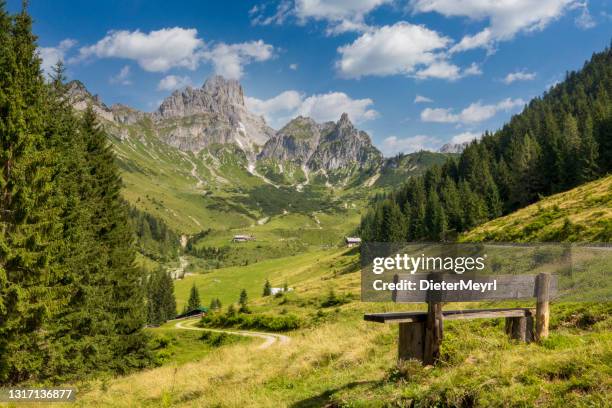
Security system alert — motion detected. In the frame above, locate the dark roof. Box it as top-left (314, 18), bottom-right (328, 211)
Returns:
top-left (174, 306), bottom-right (209, 319)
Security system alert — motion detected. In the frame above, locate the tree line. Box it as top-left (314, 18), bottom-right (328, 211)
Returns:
top-left (128, 205), bottom-right (181, 262)
top-left (360, 44), bottom-right (612, 243)
top-left (0, 4), bottom-right (150, 384)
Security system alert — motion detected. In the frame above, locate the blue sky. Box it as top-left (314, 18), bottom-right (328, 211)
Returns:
top-left (9, 0), bottom-right (612, 156)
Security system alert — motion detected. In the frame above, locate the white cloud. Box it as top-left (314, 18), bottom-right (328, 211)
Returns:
top-left (75, 27), bottom-right (203, 72)
top-left (289, 63), bottom-right (299, 70)
top-left (382, 134), bottom-right (441, 155)
top-left (38, 39), bottom-right (77, 76)
top-left (336, 22), bottom-right (451, 78)
top-left (463, 62), bottom-right (482, 76)
top-left (503, 70), bottom-right (536, 84)
top-left (414, 60), bottom-right (461, 80)
top-left (245, 90), bottom-right (303, 126)
top-left (201, 40), bottom-right (275, 79)
top-left (411, 0), bottom-right (580, 52)
top-left (298, 92), bottom-right (379, 123)
top-left (414, 94), bottom-right (433, 103)
top-left (575, 4), bottom-right (596, 29)
top-left (252, 0), bottom-right (392, 35)
top-left (74, 28), bottom-right (275, 79)
top-left (250, 1), bottom-right (293, 26)
top-left (421, 97), bottom-right (525, 124)
top-left (450, 131), bottom-right (482, 144)
top-left (245, 90), bottom-right (378, 128)
top-left (157, 75), bottom-right (192, 91)
top-left (109, 65), bottom-right (132, 85)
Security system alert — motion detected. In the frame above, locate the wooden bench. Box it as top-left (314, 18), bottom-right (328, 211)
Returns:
top-left (364, 273), bottom-right (555, 365)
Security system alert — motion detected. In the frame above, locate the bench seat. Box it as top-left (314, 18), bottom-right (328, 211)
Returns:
top-left (364, 307), bottom-right (534, 324)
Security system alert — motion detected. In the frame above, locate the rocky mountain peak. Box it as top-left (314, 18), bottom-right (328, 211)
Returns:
top-left (438, 142), bottom-right (469, 154)
top-left (202, 75), bottom-right (245, 107)
top-left (155, 75), bottom-right (248, 120)
top-left (338, 112), bottom-right (352, 127)
top-left (260, 113), bottom-right (382, 175)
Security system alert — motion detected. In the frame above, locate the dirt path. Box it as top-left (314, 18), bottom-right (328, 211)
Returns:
top-left (174, 319), bottom-right (291, 349)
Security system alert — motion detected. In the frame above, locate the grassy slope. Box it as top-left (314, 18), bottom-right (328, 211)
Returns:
top-left (461, 175), bottom-right (612, 243)
top-left (62, 241), bottom-right (610, 407)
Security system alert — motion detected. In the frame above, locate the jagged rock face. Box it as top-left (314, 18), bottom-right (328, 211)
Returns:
top-left (66, 80), bottom-right (115, 123)
top-left (258, 116), bottom-right (322, 163)
top-left (260, 113), bottom-right (382, 172)
top-left (439, 142), bottom-right (469, 154)
top-left (308, 113), bottom-right (382, 172)
top-left (154, 75), bottom-right (274, 152)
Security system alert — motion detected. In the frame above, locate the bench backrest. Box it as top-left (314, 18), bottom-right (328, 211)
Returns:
top-left (392, 273), bottom-right (557, 303)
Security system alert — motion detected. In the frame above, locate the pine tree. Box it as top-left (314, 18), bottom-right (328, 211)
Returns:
top-left (238, 289), bottom-right (249, 313)
top-left (187, 283), bottom-right (201, 311)
top-left (381, 200), bottom-right (406, 242)
top-left (0, 4), bottom-right (67, 383)
top-left (577, 115), bottom-right (599, 183)
top-left (80, 106), bottom-right (151, 374)
top-left (262, 279), bottom-right (271, 296)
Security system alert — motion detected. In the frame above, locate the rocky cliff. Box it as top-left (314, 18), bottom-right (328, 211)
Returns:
top-left (259, 113), bottom-right (382, 173)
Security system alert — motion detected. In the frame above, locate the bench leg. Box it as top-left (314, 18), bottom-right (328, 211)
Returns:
top-left (505, 316), bottom-right (534, 342)
top-left (398, 322), bottom-right (424, 362)
top-left (423, 302), bottom-right (443, 365)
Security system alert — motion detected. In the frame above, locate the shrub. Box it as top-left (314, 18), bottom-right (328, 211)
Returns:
top-left (200, 312), bottom-right (301, 332)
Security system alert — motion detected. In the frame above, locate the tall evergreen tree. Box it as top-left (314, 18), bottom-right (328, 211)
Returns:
top-left (0, 4), bottom-right (66, 383)
top-left (80, 105), bottom-right (151, 374)
top-left (187, 283), bottom-right (201, 311)
top-left (262, 279), bottom-right (271, 296)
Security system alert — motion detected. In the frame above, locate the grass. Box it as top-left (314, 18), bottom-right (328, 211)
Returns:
top-left (147, 320), bottom-right (250, 366)
top-left (173, 247), bottom-right (357, 311)
top-left (461, 175), bottom-right (612, 243)
top-left (52, 242), bottom-right (611, 407)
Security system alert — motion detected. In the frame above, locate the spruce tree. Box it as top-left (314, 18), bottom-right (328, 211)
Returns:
top-left (238, 289), bottom-right (249, 313)
top-left (187, 283), bottom-right (201, 311)
top-left (80, 106), bottom-right (151, 373)
top-left (0, 4), bottom-right (66, 383)
top-left (262, 279), bottom-right (271, 296)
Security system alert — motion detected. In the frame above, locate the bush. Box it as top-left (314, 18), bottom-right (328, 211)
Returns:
top-left (200, 312), bottom-right (301, 332)
top-left (199, 331), bottom-right (238, 347)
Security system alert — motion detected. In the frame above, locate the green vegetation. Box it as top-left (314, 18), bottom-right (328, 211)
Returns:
top-left (146, 269), bottom-right (176, 325)
top-left (185, 283), bottom-right (201, 312)
top-left (128, 205), bottom-right (181, 263)
top-left (200, 311), bottom-right (302, 332)
top-left (462, 175), bottom-right (612, 242)
top-left (54, 245), bottom-right (610, 407)
top-left (0, 5), bottom-right (150, 384)
top-left (360, 45), bottom-right (612, 243)
top-left (148, 322), bottom-right (248, 366)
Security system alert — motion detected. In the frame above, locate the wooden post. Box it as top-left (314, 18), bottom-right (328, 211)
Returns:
top-left (535, 273), bottom-right (551, 341)
top-left (423, 302), bottom-right (443, 365)
top-left (398, 322), bottom-right (424, 362)
top-left (525, 314), bottom-right (534, 343)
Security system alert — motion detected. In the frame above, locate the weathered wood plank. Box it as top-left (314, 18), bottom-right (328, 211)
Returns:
top-left (398, 322), bottom-right (424, 361)
top-left (392, 273), bottom-right (553, 302)
top-left (364, 308), bottom-right (533, 323)
top-left (364, 311), bottom-right (426, 323)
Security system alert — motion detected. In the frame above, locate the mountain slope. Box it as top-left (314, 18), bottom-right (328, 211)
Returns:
top-left (67, 77), bottom-right (451, 237)
top-left (461, 175), bottom-right (612, 242)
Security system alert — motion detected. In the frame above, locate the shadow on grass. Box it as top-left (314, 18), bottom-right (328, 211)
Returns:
top-left (289, 380), bottom-right (379, 408)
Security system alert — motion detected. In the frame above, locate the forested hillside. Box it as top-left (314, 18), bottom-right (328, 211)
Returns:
top-left (128, 205), bottom-right (181, 262)
top-left (360, 45), bottom-right (612, 242)
top-left (0, 5), bottom-right (151, 384)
